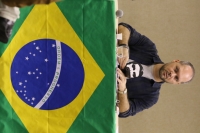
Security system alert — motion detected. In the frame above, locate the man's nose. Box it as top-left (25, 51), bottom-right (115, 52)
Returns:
top-left (169, 71), bottom-right (176, 77)
top-left (170, 72), bottom-right (176, 77)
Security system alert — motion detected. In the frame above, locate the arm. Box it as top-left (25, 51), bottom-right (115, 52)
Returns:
top-left (117, 24), bottom-right (130, 69)
top-left (119, 96), bottom-right (159, 118)
top-left (117, 68), bottom-right (130, 113)
top-left (117, 68), bottom-right (160, 117)
top-left (118, 22), bottom-right (161, 66)
top-left (118, 24), bottom-right (130, 46)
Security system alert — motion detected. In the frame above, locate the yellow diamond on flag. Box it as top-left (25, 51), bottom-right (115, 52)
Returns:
top-left (0, 3), bottom-right (104, 133)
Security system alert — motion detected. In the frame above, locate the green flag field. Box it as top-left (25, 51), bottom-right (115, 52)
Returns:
top-left (0, 0), bottom-right (116, 133)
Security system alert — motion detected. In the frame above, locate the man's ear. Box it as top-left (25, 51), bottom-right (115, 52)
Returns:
top-left (172, 59), bottom-right (180, 63)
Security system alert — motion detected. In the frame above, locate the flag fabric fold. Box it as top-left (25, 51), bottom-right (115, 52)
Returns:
top-left (0, 0), bottom-right (116, 133)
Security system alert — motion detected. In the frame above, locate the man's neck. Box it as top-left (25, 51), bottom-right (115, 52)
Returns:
top-left (153, 64), bottom-right (164, 82)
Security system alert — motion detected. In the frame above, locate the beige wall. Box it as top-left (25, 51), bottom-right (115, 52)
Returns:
top-left (118, 0), bottom-right (200, 133)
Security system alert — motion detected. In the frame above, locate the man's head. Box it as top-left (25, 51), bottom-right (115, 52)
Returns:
top-left (159, 60), bottom-right (195, 84)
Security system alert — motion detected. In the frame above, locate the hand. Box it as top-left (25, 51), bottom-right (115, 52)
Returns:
top-left (117, 47), bottom-right (129, 69)
top-left (117, 68), bottom-right (127, 91)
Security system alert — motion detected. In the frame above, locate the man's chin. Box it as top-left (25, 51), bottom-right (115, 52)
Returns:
top-left (159, 75), bottom-right (166, 83)
top-left (160, 78), bottom-right (172, 84)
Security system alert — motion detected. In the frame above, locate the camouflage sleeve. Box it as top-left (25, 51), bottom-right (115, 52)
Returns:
top-left (2, 0), bottom-right (60, 7)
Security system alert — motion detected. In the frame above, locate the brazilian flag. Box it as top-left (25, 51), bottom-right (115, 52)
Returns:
top-left (0, 0), bottom-right (116, 133)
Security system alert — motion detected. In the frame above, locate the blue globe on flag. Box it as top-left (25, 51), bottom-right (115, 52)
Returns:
top-left (10, 39), bottom-right (85, 110)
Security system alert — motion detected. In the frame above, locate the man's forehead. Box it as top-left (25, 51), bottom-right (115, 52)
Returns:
top-left (179, 65), bottom-right (193, 82)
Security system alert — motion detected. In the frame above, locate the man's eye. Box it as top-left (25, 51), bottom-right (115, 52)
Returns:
top-left (175, 67), bottom-right (178, 72)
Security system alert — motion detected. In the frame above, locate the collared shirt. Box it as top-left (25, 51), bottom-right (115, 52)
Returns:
top-left (118, 22), bottom-right (164, 117)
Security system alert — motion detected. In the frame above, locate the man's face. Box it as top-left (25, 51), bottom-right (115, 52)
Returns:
top-left (159, 60), bottom-right (193, 84)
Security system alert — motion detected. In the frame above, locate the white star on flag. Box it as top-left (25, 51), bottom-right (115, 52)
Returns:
top-left (25, 57), bottom-right (29, 60)
top-left (19, 82), bottom-right (22, 86)
top-left (45, 59), bottom-right (48, 62)
top-left (36, 46), bottom-right (39, 50)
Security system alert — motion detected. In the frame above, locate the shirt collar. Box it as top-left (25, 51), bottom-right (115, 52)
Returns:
top-left (152, 81), bottom-right (164, 88)
top-left (153, 57), bottom-right (163, 64)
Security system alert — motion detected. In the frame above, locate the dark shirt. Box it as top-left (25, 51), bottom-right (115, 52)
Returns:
top-left (118, 22), bottom-right (164, 118)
